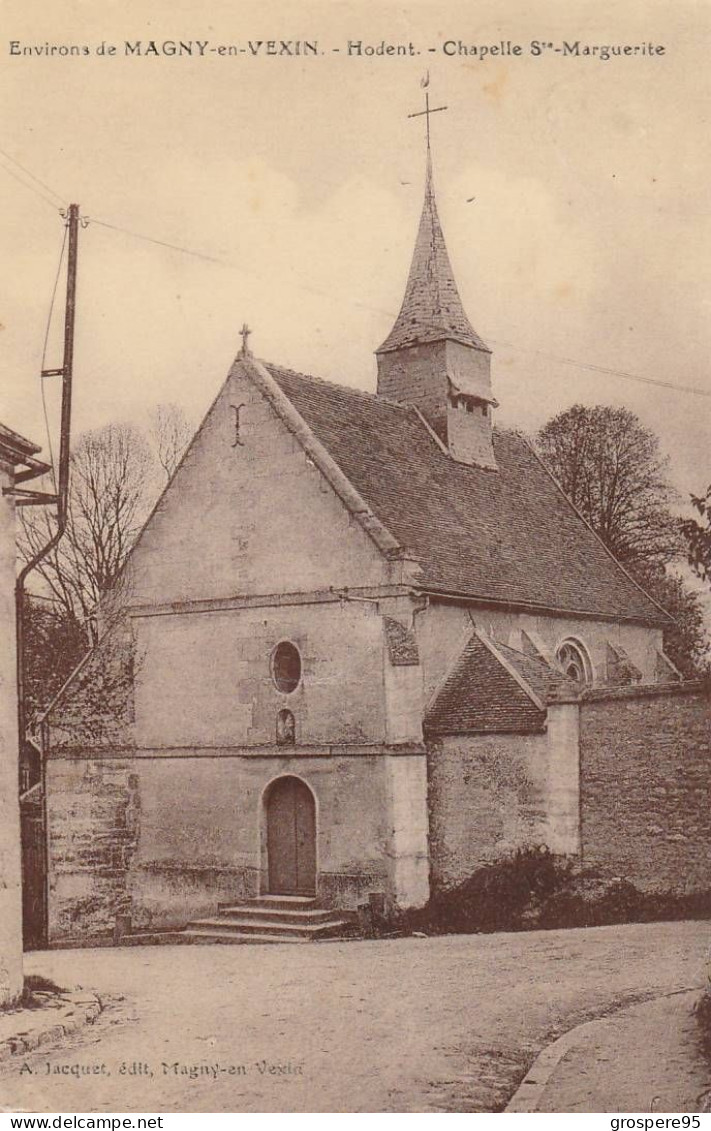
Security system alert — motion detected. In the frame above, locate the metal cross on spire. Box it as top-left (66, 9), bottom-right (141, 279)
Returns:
top-left (407, 75), bottom-right (447, 151)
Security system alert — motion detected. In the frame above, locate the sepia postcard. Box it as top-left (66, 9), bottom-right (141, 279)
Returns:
top-left (1, 0), bottom-right (710, 1117)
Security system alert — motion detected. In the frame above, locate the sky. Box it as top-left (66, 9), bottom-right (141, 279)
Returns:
top-left (1, 0), bottom-right (710, 513)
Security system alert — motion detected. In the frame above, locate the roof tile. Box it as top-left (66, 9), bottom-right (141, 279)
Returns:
top-left (267, 363), bottom-right (665, 624)
top-left (492, 640), bottom-right (573, 702)
top-left (425, 634), bottom-right (545, 734)
top-left (377, 157), bottom-right (489, 355)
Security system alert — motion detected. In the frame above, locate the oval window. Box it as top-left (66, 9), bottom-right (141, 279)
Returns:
top-left (271, 642), bottom-right (302, 693)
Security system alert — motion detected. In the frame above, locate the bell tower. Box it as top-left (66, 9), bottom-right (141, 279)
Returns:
top-left (376, 91), bottom-right (497, 470)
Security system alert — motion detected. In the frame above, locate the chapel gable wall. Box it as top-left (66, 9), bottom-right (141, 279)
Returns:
top-left (45, 752), bottom-right (393, 942)
top-left (125, 368), bottom-right (389, 608)
top-left (131, 599), bottom-right (387, 750)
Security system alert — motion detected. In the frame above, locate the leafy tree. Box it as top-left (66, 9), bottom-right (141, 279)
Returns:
top-left (537, 404), bottom-right (709, 676)
top-left (537, 404), bottom-right (682, 571)
top-left (17, 404), bottom-right (193, 765)
top-left (631, 566), bottom-right (709, 679)
top-left (682, 486), bottom-right (711, 585)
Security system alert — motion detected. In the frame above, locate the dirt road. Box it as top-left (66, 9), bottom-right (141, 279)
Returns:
top-left (0, 920), bottom-right (707, 1113)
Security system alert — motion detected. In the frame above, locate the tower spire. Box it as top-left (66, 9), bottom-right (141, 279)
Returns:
top-left (377, 116), bottom-right (488, 356)
top-left (375, 87), bottom-right (497, 469)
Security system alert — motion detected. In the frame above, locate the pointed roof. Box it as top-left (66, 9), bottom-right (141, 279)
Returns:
top-left (490, 640), bottom-right (573, 703)
top-left (377, 153), bottom-right (490, 355)
top-left (424, 633), bottom-right (548, 735)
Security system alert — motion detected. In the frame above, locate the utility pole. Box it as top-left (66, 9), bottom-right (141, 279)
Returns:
top-left (14, 205), bottom-right (79, 946)
top-left (16, 203), bottom-right (79, 743)
top-left (55, 202), bottom-right (78, 529)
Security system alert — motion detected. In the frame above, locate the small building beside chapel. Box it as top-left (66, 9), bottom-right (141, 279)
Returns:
top-left (0, 424), bottom-right (48, 994)
top-left (40, 143), bottom-right (709, 944)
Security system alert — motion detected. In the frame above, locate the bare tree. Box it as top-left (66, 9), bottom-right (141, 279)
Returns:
top-left (20, 422), bottom-right (153, 642)
top-left (20, 593), bottom-right (88, 732)
top-left (149, 403), bottom-right (193, 482)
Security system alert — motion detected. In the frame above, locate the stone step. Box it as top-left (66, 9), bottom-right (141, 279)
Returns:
top-left (187, 915), bottom-right (351, 938)
top-left (217, 905), bottom-right (339, 924)
top-left (181, 893), bottom-right (360, 945)
top-left (183, 928), bottom-right (308, 945)
top-left (218, 895), bottom-right (319, 912)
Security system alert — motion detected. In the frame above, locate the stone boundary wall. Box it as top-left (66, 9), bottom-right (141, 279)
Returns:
top-left (578, 680), bottom-right (710, 893)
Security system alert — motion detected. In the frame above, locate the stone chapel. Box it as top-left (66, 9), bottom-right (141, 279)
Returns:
top-left (40, 138), bottom-right (706, 947)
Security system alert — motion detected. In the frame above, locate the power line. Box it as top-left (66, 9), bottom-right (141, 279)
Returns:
top-left (489, 339), bottom-right (711, 399)
top-left (89, 217), bottom-right (224, 265)
top-left (0, 144), bottom-right (66, 208)
top-left (1, 138), bottom-right (707, 401)
top-left (0, 156), bottom-right (64, 211)
top-left (87, 211), bottom-right (710, 400)
top-left (39, 223), bottom-right (69, 491)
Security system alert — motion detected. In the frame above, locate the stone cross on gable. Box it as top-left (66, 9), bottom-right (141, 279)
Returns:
top-left (239, 323), bottom-right (252, 357)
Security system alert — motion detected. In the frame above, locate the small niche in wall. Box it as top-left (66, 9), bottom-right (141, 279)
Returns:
top-left (276, 709), bottom-right (296, 746)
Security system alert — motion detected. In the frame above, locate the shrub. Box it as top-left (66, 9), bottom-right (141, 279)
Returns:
top-left (372, 852), bottom-right (711, 938)
top-left (538, 883), bottom-right (711, 930)
top-left (427, 846), bottom-right (574, 934)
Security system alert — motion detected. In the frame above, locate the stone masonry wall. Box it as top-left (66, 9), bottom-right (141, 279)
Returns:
top-left (47, 751), bottom-right (394, 942)
top-left (579, 683), bottom-right (711, 892)
top-left (46, 758), bottom-right (140, 941)
top-left (427, 732), bottom-right (549, 890)
top-left (132, 599), bottom-right (386, 751)
top-left (377, 342), bottom-right (450, 440)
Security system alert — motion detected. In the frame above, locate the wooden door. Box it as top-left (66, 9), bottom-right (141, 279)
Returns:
top-left (266, 777), bottom-right (316, 895)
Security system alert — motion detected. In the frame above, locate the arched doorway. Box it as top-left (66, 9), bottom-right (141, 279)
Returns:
top-left (265, 776), bottom-right (316, 896)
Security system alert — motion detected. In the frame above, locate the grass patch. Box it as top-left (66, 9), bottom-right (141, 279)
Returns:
top-left (22, 973), bottom-right (67, 1007)
top-left (24, 973), bottom-right (66, 994)
top-left (695, 989), bottom-right (711, 1061)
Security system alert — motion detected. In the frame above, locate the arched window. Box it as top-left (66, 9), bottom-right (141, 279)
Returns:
top-left (556, 639), bottom-right (593, 685)
top-left (271, 641), bottom-right (302, 693)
